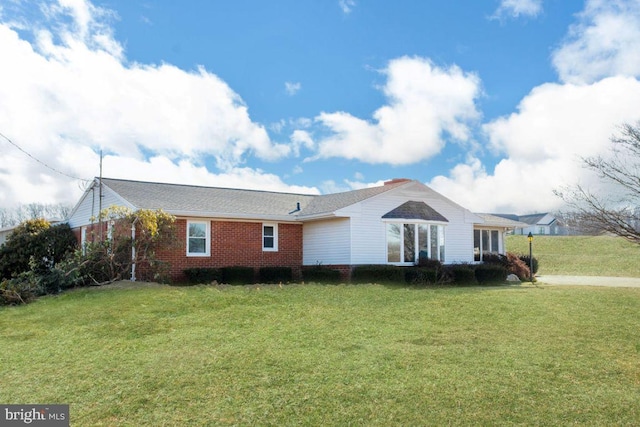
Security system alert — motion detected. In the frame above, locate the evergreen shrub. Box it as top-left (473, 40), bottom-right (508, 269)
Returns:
top-left (259, 267), bottom-right (292, 284)
top-left (351, 265), bottom-right (405, 284)
top-left (302, 266), bottom-right (342, 283)
top-left (404, 267), bottom-right (438, 285)
top-left (183, 267), bottom-right (222, 284)
top-left (221, 266), bottom-right (255, 285)
top-left (474, 264), bottom-right (508, 284)
top-left (447, 264), bottom-right (477, 285)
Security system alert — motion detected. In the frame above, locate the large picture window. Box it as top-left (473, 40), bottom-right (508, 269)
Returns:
top-left (387, 222), bottom-right (445, 264)
top-left (187, 220), bottom-right (210, 256)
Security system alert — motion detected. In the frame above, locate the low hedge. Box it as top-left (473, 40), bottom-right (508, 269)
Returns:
top-left (404, 267), bottom-right (438, 285)
top-left (222, 266), bottom-right (255, 285)
top-left (302, 266), bottom-right (342, 283)
top-left (474, 264), bottom-right (508, 284)
top-left (351, 265), bottom-right (405, 284)
top-left (447, 264), bottom-right (477, 285)
top-left (183, 267), bottom-right (222, 284)
top-left (259, 267), bottom-right (292, 284)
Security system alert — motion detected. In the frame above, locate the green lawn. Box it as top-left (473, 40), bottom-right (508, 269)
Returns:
top-left (2, 282), bottom-right (640, 425)
top-left (506, 234), bottom-right (640, 277)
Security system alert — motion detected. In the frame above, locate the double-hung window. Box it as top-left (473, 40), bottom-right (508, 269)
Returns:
top-left (187, 220), bottom-right (210, 256)
top-left (262, 223), bottom-right (278, 251)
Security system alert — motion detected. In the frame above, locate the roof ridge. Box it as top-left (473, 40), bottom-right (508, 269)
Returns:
top-left (99, 177), bottom-right (318, 198)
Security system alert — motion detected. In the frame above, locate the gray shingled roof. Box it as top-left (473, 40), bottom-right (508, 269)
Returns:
top-left (475, 213), bottom-right (527, 228)
top-left (98, 178), bottom-right (417, 220)
top-left (101, 178), bottom-right (316, 218)
top-left (382, 201), bottom-right (448, 222)
top-left (518, 213), bottom-right (555, 226)
top-left (297, 180), bottom-right (410, 217)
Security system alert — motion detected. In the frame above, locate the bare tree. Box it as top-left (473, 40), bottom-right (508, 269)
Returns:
top-left (556, 122), bottom-right (640, 244)
top-left (0, 208), bottom-right (12, 228)
top-left (0, 203), bottom-right (72, 227)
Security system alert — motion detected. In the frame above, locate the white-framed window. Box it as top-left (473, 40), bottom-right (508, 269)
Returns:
top-left (187, 220), bottom-right (210, 256)
top-left (386, 222), bottom-right (445, 264)
top-left (474, 229), bottom-right (500, 261)
top-left (262, 223), bottom-right (278, 251)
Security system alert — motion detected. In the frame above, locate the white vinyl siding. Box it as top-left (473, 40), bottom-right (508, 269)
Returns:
top-left (341, 183), bottom-right (476, 265)
top-left (303, 218), bottom-right (351, 265)
top-left (68, 182), bottom-right (135, 228)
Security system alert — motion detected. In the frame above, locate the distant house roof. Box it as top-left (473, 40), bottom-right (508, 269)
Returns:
top-left (517, 213), bottom-right (556, 226)
top-left (491, 213), bottom-right (520, 222)
top-left (490, 212), bottom-right (556, 227)
top-left (383, 201), bottom-right (448, 222)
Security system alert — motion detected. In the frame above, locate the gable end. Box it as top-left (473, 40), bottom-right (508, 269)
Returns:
top-left (382, 201), bottom-right (449, 222)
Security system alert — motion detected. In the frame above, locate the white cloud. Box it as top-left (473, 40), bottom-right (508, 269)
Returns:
top-left (289, 130), bottom-right (315, 157)
top-left (285, 81), bottom-right (301, 96)
top-left (429, 0), bottom-right (640, 213)
top-left (339, 0), bottom-right (356, 14)
top-left (312, 56), bottom-right (481, 165)
top-left (0, 0), bottom-right (298, 208)
top-left (552, 0), bottom-right (640, 84)
top-left (101, 156), bottom-right (319, 195)
top-left (492, 0), bottom-right (543, 19)
top-left (431, 76), bottom-right (640, 212)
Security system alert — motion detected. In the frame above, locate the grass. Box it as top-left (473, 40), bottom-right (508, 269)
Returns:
top-left (2, 282), bottom-right (640, 425)
top-left (506, 234), bottom-right (640, 277)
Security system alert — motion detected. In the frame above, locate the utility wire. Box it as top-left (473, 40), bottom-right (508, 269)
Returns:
top-left (0, 131), bottom-right (91, 183)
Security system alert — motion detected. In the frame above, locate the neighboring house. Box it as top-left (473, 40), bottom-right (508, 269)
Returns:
top-left (0, 219), bottom-right (65, 247)
top-left (492, 213), bottom-right (562, 235)
top-left (0, 218), bottom-right (65, 248)
top-left (67, 177), bottom-right (522, 282)
top-left (0, 225), bottom-right (18, 247)
top-left (510, 213), bottom-right (559, 236)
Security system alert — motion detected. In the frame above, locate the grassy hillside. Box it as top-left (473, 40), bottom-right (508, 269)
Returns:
top-left (2, 283), bottom-right (640, 425)
top-left (506, 235), bottom-right (640, 277)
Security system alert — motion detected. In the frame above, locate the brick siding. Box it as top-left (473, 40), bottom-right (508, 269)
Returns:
top-left (72, 218), bottom-right (305, 283)
top-left (156, 219), bottom-right (303, 282)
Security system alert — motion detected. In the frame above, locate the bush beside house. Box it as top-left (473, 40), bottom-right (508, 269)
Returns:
top-left (0, 219), bottom-right (77, 305)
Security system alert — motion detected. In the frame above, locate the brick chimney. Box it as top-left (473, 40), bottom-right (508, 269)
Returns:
top-left (384, 178), bottom-right (412, 186)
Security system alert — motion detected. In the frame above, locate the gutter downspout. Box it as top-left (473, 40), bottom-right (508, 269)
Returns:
top-left (131, 217), bottom-right (138, 282)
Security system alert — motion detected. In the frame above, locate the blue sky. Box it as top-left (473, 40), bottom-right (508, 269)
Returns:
top-left (1, 0), bottom-right (640, 213)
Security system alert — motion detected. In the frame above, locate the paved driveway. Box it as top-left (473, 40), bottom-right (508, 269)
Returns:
top-left (536, 275), bottom-right (640, 288)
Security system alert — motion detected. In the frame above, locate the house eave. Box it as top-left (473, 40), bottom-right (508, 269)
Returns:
top-left (295, 212), bottom-right (341, 222)
top-left (166, 210), bottom-right (302, 223)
